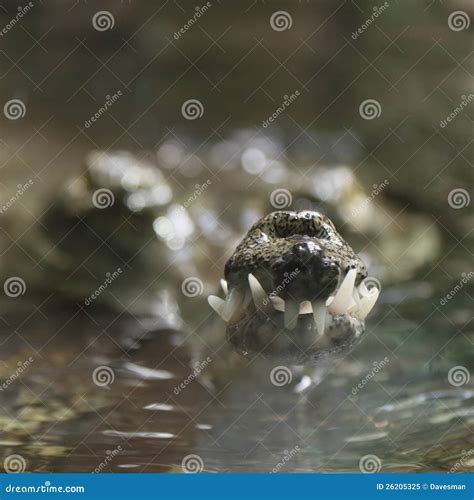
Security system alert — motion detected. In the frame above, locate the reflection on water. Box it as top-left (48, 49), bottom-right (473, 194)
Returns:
top-left (0, 290), bottom-right (472, 473)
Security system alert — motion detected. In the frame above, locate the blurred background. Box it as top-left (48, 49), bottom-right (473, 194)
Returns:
top-left (0, 0), bottom-right (472, 474)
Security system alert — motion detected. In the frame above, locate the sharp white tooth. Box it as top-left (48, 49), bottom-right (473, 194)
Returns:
top-left (270, 296), bottom-right (285, 312)
top-left (312, 301), bottom-right (326, 336)
top-left (220, 279), bottom-right (228, 297)
top-left (328, 269), bottom-right (357, 315)
top-left (299, 301), bottom-right (312, 315)
top-left (284, 300), bottom-right (299, 330)
top-left (208, 295), bottom-right (227, 321)
top-left (357, 287), bottom-right (380, 320)
top-left (248, 274), bottom-right (272, 313)
top-left (223, 289), bottom-right (244, 321)
top-left (269, 298), bottom-right (312, 314)
top-left (348, 288), bottom-right (361, 315)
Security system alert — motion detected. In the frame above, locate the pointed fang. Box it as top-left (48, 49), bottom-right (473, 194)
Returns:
top-left (208, 295), bottom-right (227, 321)
top-left (328, 268), bottom-right (357, 315)
top-left (248, 274), bottom-right (273, 313)
top-left (312, 301), bottom-right (326, 336)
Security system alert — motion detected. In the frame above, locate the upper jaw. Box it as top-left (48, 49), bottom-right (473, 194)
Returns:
top-left (208, 268), bottom-right (380, 336)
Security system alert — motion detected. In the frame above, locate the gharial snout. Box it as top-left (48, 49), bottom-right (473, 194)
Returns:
top-left (272, 238), bottom-right (341, 302)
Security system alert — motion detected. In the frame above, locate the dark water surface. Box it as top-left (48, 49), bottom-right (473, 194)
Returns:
top-left (1, 289), bottom-right (472, 473)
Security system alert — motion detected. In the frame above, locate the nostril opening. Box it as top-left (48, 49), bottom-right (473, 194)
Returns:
top-left (292, 240), bottom-right (322, 263)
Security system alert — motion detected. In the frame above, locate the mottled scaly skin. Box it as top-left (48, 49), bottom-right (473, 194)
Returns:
top-left (225, 210), bottom-right (367, 302)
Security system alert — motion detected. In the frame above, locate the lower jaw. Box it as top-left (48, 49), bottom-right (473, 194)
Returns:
top-left (226, 310), bottom-right (365, 365)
